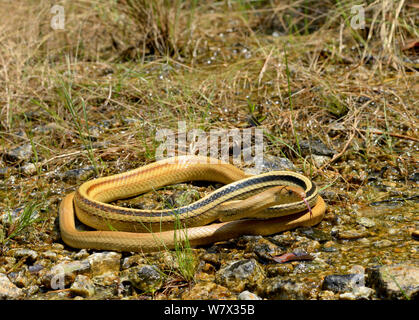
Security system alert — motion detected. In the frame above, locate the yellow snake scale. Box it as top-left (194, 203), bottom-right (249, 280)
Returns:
top-left (59, 156), bottom-right (326, 252)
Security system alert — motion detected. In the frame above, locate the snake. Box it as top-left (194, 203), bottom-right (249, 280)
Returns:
top-left (59, 155), bottom-right (326, 252)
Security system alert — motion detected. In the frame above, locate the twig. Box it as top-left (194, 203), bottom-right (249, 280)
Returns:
top-left (358, 128), bottom-right (419, 143)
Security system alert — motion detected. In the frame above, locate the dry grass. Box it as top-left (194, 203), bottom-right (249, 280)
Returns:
top-left (0, 0), bottom-right (417, 245)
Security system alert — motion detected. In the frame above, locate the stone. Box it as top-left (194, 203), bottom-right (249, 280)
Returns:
top-left (0, 273), bottom-right (23, 299)
top-left (70, 275), bottom-right (95, 297)
top-left (127, 264), bottom-right (163, 292)
top-left (9, 248), bottom-right (38, 263)
top-left (181, 282), bottom-right (234, 300)
top-left (366, 264), bottom-right (419, 300)
top-left (215, 259), bottom-right (265, 292)
top-left (61, 166), bottom-right (96, 183)
top-left (40, 260), bottom-right (91, 289)
top-left (86, 252), bottom-right (121, 276)
top-left (259, 278), bottom-right (311, 300)
top-left (321, 274), bottom-right (365, 293)
top-left (356, 217), bottom-right (376, 228)
top-left (4, 143), bottom-right (33, 163)
top-left (238, 290), bottom-right (262, 300)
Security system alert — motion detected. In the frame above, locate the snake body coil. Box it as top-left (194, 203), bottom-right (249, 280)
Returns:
top-left (59, 156), bottom-right (326, 252)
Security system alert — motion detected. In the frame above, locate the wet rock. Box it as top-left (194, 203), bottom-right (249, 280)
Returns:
top-left (4, 143), bottom-right (33, 163)
top-left (182, 282), bottom-right (234, 300)
top-left (259, 278), bottom-right (311, 300)
top-left (127, 264), bottom-right (163, 292)
top-left (298, 227), bottom-right (332, 242)
top-left (61, 166), bottom-right (96, 183)
top-left (356, 217), bottom-right (376, 228)
top-left (366, 264), bottom-right (419, 300)
top-left (339, 286), bottom-right (375, 300)
top-left (321, 274), bottom-right (365, 293)
top-left (215, 259), bottom-right (265, 292)
top-left (372, 240), bottom-right (393, 248)
top-left (238, 290), bottom-right (262, 300)
top-left (40, 260), bottom-right (91, 289)
top-left (334, 229), bottom-right (370, 240)
top-left (70, 275), bottom-right (95, 298)
top-left (0, 273), bottom-right (24, 299)
top-left (300, 139), bottom-right (335, 157)
top-left (86, 252), bottom-right (121, 276)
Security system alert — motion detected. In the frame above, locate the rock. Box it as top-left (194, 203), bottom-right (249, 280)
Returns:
top-left (259, 156), bottom-right (296, 172)
top-left (61, 166), bottom-right (96, 183)
top-left (40, 260), bottom-right (91, 289)
top-left (215, 259), bottom-right (265, 292)
top-left (127, 264), bottom-right (163, 292)
top-left (322, 274), bottom-right (365, 293)
top-left (73, 249), bottom-right (90, 260)
top-left (182, 282), bottom-right (234, 300)
top-left (9, 248), bottom-right (38, 264)
top-left (312, 155), bottom-right (331, 167)
top-left (259, 278), bottom-right (311, 300)
top-left (372, 240), bottom-right (393, 248)
top-left (20, 163), bottom-right (37, 175)
top-left (86, 252), bottom-right (121, 276)
top-left (0, 167), bottom-right (11, 178)
top-left (335, 229), bottom-right (370, 240)
top-left (300, 139), bottom-right (335, 157)
top-left (366, 264), bottom-right (419, 300)
top-left (339, 286), bottom-right (375, 300)
top-left (70, 275), bottom-right (95, 298)
top-left (238, 290), bottom-right (262, 300)
top-left (298, 227), bottom-right (332, 242)
top-left (4, 143), bottom-right (33, 163)
top-left (357, 217), bottom-right (376, 228)
top-left (0, 273), bottom-right (24, 299)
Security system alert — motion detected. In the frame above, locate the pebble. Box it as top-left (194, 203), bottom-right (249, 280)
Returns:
top-left (335, 229), bottom-right (370, 240)
top-left (372, 239), bottom-right (393, 248)
top-left (61, 166), bottom-right (96, 183)
top-left (259, 156), bottom-right (296, 172)
top-left (357, 217), bottom-right (376, 228)
top-left (339, 286), bottom-right (375, 300)
top-left (215, 259), bottom-right (265, 292)
top-left (366, 263), bottom-right (419, 299)
top-left (321, 273), bottom-right (365, 293)
top-left (20, 163), bottom-right (37, 175)
top-left (40, 260), bottom-right (91, 289)
top-left (4, 143), bottom-right (33, 163)
top-left (0, 167), bottom-right (11, 178)
top-left (127, 264), bottom-right (163, 292)
top-left (312, 155), bottom-right (331, 167)
top-left (182, 282), bottom-right (234, 300)
top-left (298, 227), bottom-right (332, 242)
top-left (9, 248), bottom-right (38, 263)
top-left (70, 275), bottom-right (96, 298)
top-left (0, 273), bottom-right (24, 299)
top-left (86, 252), bottom-right (121, 276)
top-left (299, 139), bottom-right (336, 157)
top-left (259, 278), bottom-right (311, 299)
top-left (238, 290), bottom-right (262, 300)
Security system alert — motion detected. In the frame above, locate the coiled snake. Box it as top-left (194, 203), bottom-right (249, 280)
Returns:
top-left (59, 156), bottom-right (326, 252)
